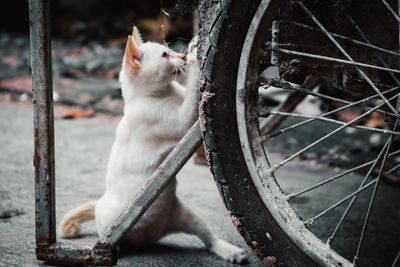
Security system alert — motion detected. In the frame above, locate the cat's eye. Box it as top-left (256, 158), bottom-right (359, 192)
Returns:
top-left (161, 52), bottom-right (168, 58)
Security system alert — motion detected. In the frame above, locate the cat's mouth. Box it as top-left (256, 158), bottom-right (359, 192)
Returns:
top-left (173, 65), bottom-right (186, 76)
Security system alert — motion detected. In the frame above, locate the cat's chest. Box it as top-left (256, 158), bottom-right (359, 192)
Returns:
top-left (112, 118), bottom-right (177, 168)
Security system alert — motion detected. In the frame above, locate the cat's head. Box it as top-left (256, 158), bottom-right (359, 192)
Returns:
top-left (121, 27), bottom-right (186, 93)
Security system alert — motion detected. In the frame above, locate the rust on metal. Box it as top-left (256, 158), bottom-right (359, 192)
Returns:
top-left (91, 242), bottom-right (118, 266)
top-left (29, 0), bottom-right (56, 248)
top-left (36, 243), bottom-right (116, 266)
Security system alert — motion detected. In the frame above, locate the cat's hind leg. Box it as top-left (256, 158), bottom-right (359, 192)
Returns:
top-left (167, 199), bottom-right (248, 264)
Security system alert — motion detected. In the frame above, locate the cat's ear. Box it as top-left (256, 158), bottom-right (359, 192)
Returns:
top-left (124, 35), bottom-right (142, 69)
top-left (132, 26), bottom-right (144, 45)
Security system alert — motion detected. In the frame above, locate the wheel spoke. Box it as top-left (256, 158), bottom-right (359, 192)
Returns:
top-left (353, 119), bottom-right (399, 265)
top-left (265, 110), bottom-right (400, 136)
top-left (392, 250), bottom-right (400, 267)
top-left (303, 178), bottom-right (378, 226)
top-left (384, 161), bottom-right (400, 176)
top-left (303, 128), bottom-right (400, 227)
top-left (346, 14), bottom-right (400, 85)
top-left (259, 82), bottom-right (311, 136)
top-left (260, 79), bottom-right (399, 125)
top-left (287, 148), bottom-right (400, 201)
top-left (380, 0), bottom-right (400, 23)
top-left (272, 47), bottom-right (400, 75)
top-left (263, 79), bottom-right (397, 108)
top-left (260, 79), bottom-right (357, 105)
top-left (326, 136), bottom-right (394, 245)
top-left (267, 93), bottom-right (400, 173)
top-left (297, 1), bottom-right (400, 117)
top-left (260, 84), bottom-right (399, 141)
top-left (280, 20), bottom-right (400, 57)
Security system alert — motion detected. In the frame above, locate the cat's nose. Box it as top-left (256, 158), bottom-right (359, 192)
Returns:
top-left (177, 53), bottom-right (186, 61)
top-left (170, 51), bottom-right (186, 62)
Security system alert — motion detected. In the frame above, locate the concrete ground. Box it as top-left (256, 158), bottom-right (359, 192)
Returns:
top-left (0, 102), bottom-right (263, 267)
top-left (1, 102), bottom-right (400, 267)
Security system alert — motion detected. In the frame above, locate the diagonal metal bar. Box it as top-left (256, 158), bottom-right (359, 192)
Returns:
top-left (99, 121), bottom-right (202, 245)
top-left (297, 1), bottom-right (400, 117)
top-left (272, 47), bottom-right (400, 75)
top-left (287, 148), bottom-right (400, 201)
top-left (268, 93), bottom-right (400, 173)
top-left (265, 110), bottom-right (400, 136)
top-left (353, 118), bottom-right (399, 266)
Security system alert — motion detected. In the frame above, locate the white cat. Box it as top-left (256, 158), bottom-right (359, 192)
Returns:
top-left (60, 27), bottom-right (248, 264)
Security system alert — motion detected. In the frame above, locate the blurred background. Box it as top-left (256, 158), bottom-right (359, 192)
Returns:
top-left (0, 0), bottom-right (197, 117)
top-left (1, 1), bottom-right (400, 266)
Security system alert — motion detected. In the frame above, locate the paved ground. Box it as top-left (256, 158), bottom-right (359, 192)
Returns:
top-left (0, 102), bottom-right (263, 267)
top-left (2, 102), bottom-right (400, 267)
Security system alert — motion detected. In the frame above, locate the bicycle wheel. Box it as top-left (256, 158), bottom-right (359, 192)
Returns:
top-left (201, 0), bottom-right (400, 266)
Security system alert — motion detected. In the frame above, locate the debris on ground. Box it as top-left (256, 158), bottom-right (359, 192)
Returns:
top-left (55, 107), bottom-right (96, 120)
top-left (0, 191), bottom-right (24, 220)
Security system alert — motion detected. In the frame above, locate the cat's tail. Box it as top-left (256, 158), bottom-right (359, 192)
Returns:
top-left (60, 200), bottom-right (96, 238)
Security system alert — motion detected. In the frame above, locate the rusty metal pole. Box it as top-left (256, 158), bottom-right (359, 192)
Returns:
top-left (28, 1), bottom-right (117, 264)
top-left (29, 0), bottom-right (56, 250)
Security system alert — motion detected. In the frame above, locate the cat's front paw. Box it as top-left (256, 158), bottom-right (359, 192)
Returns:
top-left (188, 35), bottom-right (198, 51)
top-left (187, 35), bottom-right (198, 66)
top-left (210, 239), bottom-right (249, 264)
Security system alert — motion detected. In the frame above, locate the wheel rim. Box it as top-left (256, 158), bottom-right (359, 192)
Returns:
top-left (236, 0), bottom-right (400, 266)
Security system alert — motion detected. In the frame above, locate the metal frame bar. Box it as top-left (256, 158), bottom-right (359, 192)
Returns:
top-left (30, 0), bottom-right (55, 248)
top-left (29, 0), bottom-right (202, 265)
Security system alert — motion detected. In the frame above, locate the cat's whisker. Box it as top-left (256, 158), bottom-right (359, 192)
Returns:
top-left (173, 66), bottom-right (179, 81)
top-left (178, 66), bottom-right (187, 76)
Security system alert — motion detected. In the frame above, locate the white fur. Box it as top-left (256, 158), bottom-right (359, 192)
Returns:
top-left (62, 34), bottom-right (248, 264)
